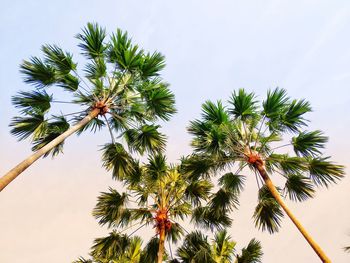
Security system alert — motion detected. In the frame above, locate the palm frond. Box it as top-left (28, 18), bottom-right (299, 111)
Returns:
top-left (101, 143), bottom-right (135, 180)
top-left (123, 124), bottom-right (167, 154)
top-left (77, 22), bottom-right (107, 59)
top-left (292, 130), bottom-right (328, 157)
top-left (184, 179), bottom-right (213, 205)
top-left (284, 174), bottom-right (315, 202)
top-left (280, 99), bottom-right (311, 132)
top-left (140, 237), bottom-right (160, 263)
top-left (307, 157), bottom-right (345, 187)
top-left (42, 44), bottom-right (76, 73)
top-left (253, 186), bottom-right (284, 233)
top-left (228, 89), bottom-right (258, 120)
top-left (219, 172), bottom-right (245, 194)
top-left (201, 100), bottom-right (229, 125)
top-left (20, 57), bottom-right (56, 88)
top-left (191, 206), bottom-right (232, 230)
top-left (211, 229), bottom-right (236, 261)
top-left (139, 51), bottom-right (166, 79)
top-left (12, 90), bottom-right (52, 113)
top-left (10, 110), bottom-right (47, 141)
top-left (93, 188), bottom-right (132, 228)
top-left (75, 115), bottom-right (105, 135)
top-left (108, 29), bottom-right (143, 72)
top-left (236, 238), bottom-right (263, 263)
top-left (91, 231), bottom-right (131, 260)
top-left (141, 80), bottom-right (176, 121)
top-left (262, 87), bottom-right (289, 120)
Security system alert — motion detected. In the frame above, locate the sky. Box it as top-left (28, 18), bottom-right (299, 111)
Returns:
top-left (1, 0), bottom-right (350, 262)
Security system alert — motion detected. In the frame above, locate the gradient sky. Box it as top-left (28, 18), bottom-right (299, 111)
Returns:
top-left (1, 1), bottom-right (350, 262)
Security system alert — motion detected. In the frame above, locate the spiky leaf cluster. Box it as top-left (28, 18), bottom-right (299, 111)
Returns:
top-left (10, 22), bottom-right (176, 157)
top-left (186, 88), bottom-right (345, 233)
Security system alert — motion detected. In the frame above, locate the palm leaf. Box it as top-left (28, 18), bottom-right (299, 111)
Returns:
top-left (12, 90), bottom-right (52, 113)
top-left (42, 44), bottom-right (76, 73)
top-left (280, 99), bottom-right (311, 132)
top-left (101, 143), bottom-right (135, 180)
top-left (292, 130), bottom-right (328, 157)
top-left (20, 57), bottom-right (56, 88)
top-left (228, 89), bottom-right (258, 120)
top-left (307, 157), bottom-right (344, 187)
top-left (219, 172), bottom-right (245, 194)
top-left (253, 186), bottom-right (284, 233)
top-left (139, 51), bottom-right (166, 79)
top-left (236, 238), bottom-right (263, 263)
top-left (93, 188), bottom-right (132, 228)
top-left (284, 174), bottom-right (315, 202)
top-left (76, 22), bottom-right (107, 59)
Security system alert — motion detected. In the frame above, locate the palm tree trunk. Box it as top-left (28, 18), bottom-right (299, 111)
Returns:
top-left (255, 163), bottom-right (331, 263)
top-left (157, 225), bottom-right (166, 263)
top-left (0, 108), bottom-right (100, 192)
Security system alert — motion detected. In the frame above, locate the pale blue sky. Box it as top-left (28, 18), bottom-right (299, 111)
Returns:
top-left (1, 1), bottom-right (350, 262)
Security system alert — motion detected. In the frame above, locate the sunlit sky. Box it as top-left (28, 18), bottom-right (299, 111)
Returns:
top-left (1, 1), bottom-right (350, 262)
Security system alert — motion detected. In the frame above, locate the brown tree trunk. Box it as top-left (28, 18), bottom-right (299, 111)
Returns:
top-left (255, 163), bottom-right (331, 263)
top-left (0, 108), bottom-right (100, 192)
top-left (157, 225), bottom-right (166, 263)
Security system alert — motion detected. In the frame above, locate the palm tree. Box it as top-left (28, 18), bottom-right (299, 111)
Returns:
top-left (174, 230), bottom-right (262, 263)
top-left (185, 88), bottom-right (345, 262)
top-left (0, 23), bottom-right (175, 191)
top-left (91, 153), bottom-right (232, 263)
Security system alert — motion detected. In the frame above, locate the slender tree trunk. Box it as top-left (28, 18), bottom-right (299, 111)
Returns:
top-left (255, 163), bottom-right (331, 263)
top-left (0, 108), bottom-right (100, 192)
top-left (157, 225), bottom-right (166, 263)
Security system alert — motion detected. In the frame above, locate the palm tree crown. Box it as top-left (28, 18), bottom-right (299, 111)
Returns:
top-left (185, 88), bottom-right (345, 262)
top-left (90, 154), bottom-right (231, 263)
top-left (1, 22), bottom-right (176, 191)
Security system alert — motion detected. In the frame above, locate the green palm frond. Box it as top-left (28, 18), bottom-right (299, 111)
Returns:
top-left (108, 29), bottom-right (143, 72)
top-left (101, 143), bottom-right (135, 180)
top-left (201, 100), bottom-right (229, 125)
top-left (180, 154), bottom-right (216, 180)
top-left (146, 154), bottom-right (167, 181)
top-left (20, 57), bottom-right (56, 88)
top-left (228, 89), bottom-right (258, 120)
top-left (177, 231), bottom-right (213, 263)
top-left (93, 188), bottom-right (131, 228)
top-left (209, 188), bottom-right (239, 213)
top-left (91, 231), bottom-right (131, 260)
top-left (267, 154), bottom-right (307, 174)
top-left (308, 157), bottom-right (345, 187)
top-left (280, 99), bottom-right (311, 132)
top-left (123, 124), bottom-right (166, 154)
top-left (42, 44), bottom-right (76, 73)
top-left (31, 116), bottom-right (70, 157)
top-left (236, 238), bottom-right (263, 263)
top-left (12, 90), bottom-right (52, 113)
top-left (262, 88), bottom-right (289, 120)
top-left (140, 237), bottom-right (160, 263)
top-left (77, 22), bottom-right (107, 59)
top-left (191, 206), bottom-right (232, 230)
top-left (284, 174), bottom-right (315, 202)
top-left (253, 186), bottom-right (284, 233)
top-left (218, 172), bottom-right (245, 194)
top-left (139, 51), bottom-right (166, 79)
top-left (141, 80), bottom-right (176, 121)
top-left (57, 73), bottom-right (79, 92)
top-left (10, 110), bottom-right (47, 141)
top-left (211, 229), bottom-right (236, 262)
top-left (292, 130), bottom-right (328, 157)
top-left (166, 222), bottom-right (185, 244)
top-left (185, 179), bottom-right (213, 205)
top-left (84, 59), bottom-right (107, 80)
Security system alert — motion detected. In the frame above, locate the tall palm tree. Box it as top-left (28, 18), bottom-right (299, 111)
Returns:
top-left (0, 23), bottom-right (175, 191)
top-left (185, 88), bottom-right (345, 262)
top-left (173, 230), bottom-right (262, 263)
top-left (91, 154), bottom-right (232, 263)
